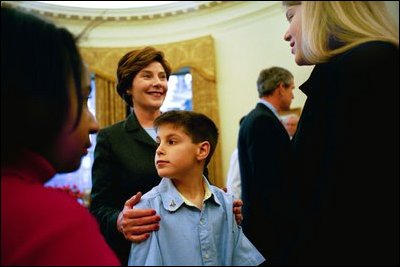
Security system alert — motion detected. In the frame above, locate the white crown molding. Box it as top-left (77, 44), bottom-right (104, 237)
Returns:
top-left (79, 1), bottom-right (282, 47)
top-left (2, 1), bottom-right (282, 47)
top-left (1, 1), bottom-right (239, 21)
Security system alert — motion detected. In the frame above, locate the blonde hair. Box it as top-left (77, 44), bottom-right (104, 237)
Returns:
top-left (283, 1), bottom-right (399, 64)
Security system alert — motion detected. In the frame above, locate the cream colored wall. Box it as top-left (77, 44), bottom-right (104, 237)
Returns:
top-left (386, 1), bottom-right (399, 25)
top-left (212, 4), bottom-right (312, 185)
top-left (216, 0), bottom-right (399, 184)
top-left (48, 1), bottom-right (398, 186)
top-left (56, 1), bottom-right (308, 184)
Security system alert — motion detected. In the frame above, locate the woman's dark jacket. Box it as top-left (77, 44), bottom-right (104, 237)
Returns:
top-left (289, 41), bottom-right (399, 265)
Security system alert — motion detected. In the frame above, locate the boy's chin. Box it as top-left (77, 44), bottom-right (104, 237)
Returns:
top-left (157, 171), bottom-right (168, 178)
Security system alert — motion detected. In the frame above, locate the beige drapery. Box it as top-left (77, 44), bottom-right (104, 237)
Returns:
top-left (80, 35), bottom-right (223, 187)
top-left (91, 70), bottom-right (126, 127)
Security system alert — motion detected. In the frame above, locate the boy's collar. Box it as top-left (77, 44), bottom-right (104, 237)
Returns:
top-left (158, 177), bottom-right (220, 212)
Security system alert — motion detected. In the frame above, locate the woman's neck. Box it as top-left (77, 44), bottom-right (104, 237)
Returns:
top-left (133, 107), bottom-right (161, 128)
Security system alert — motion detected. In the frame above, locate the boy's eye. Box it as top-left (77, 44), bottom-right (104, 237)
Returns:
top-left (168, 140), bottom-right (176, 145)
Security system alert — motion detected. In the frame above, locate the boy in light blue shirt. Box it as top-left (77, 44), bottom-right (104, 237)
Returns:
top-left (128, 110), bottom-right (265, 266)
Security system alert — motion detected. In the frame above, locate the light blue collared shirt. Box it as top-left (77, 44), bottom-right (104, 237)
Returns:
top-left (128, 177), bottom-right (265, 266)
top-left (258, 99), bottom-right (280, 119)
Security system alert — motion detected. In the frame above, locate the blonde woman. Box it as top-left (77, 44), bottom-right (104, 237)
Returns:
top-left (282, 1), bottom-right (398, 265)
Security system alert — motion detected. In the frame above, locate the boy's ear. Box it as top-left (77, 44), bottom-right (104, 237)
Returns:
top-left (197, 141), bottom-right (210, 161)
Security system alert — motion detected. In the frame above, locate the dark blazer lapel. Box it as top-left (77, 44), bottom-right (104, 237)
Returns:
top-left (256, 102), bottom-right (289, 137)
top-left (124, 113), bottom-right (158, 147)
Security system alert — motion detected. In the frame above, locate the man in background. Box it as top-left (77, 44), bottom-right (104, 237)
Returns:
top-left (281, 113), bottom-right (299, 139)
top-left (226, 116), bottom-right (246, 199)
top-left (238, 66), bottom-right (296, 265)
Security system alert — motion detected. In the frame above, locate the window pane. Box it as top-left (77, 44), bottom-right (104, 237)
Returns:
top-left (161, 68), bottom-right (192, 112)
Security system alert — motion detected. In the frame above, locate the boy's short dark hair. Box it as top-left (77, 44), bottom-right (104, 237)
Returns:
top-left (154, 110), bottom-right (218, 167)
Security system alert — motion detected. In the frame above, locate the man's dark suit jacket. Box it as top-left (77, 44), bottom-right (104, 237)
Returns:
top-left (90, 112), bottom-right (160, 265)
top-left (238, 102), bottom-right (294, 265)
top-left (289, 41), bottom-right (399, 265)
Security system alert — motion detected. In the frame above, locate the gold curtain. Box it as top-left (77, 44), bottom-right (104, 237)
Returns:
top-left (93, 72), bottom-right (125, 128)
top-left (80, 35), bottom-right (223, 187)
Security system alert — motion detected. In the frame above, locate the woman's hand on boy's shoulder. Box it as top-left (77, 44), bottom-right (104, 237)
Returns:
top-left (117, 192), bottom-right (161, 243)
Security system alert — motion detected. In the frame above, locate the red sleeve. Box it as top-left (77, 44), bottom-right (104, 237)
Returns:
top-left (1, 182), bottom-right (121, 266)
top-left (41, 201), bottom-right (121, 266)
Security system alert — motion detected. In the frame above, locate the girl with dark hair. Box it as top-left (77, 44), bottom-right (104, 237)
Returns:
top-left (1, 7), bottom-right (120, 265)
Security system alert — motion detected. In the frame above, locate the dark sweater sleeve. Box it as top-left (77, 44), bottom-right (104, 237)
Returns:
top-left (90, 129), bottom-right (122, 249)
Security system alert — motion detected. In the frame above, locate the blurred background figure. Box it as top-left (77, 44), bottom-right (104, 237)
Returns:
top-left (238, 66), bottom-right (295, 264)
top-left (225, 116), bottom-right (246, 199)
top-left (281, 113), bottom-right (299, 139)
